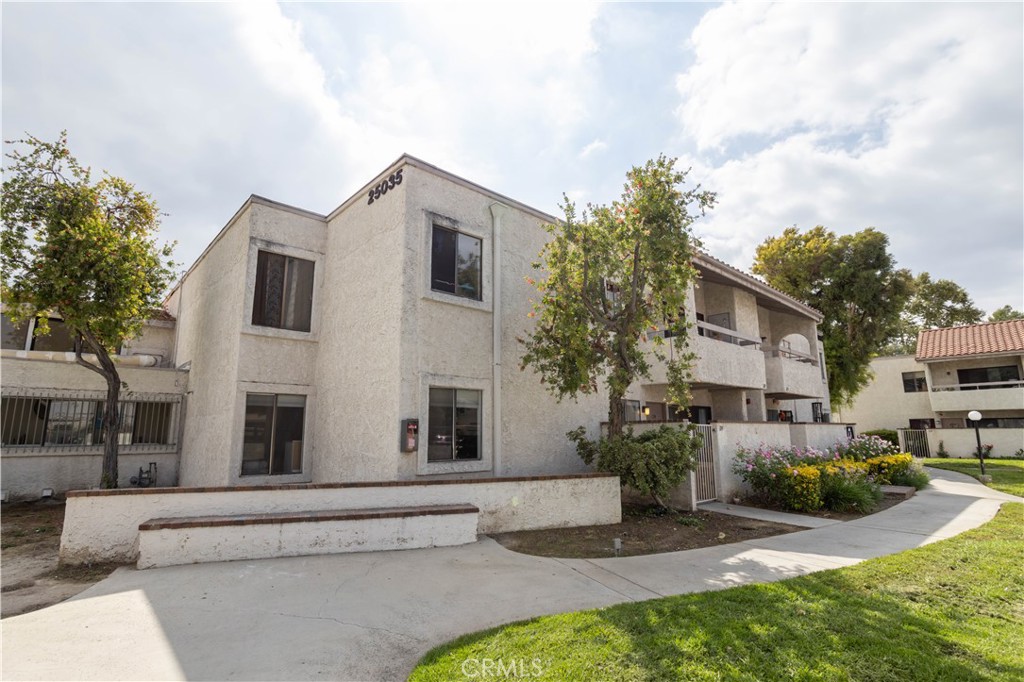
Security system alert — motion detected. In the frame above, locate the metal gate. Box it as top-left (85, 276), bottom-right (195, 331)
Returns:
top-left (898, 428), bottom-right (931, 458)
top-left (691, 423), bottom-right (717, 503)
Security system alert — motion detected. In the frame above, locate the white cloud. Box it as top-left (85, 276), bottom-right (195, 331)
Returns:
top-left (676, 2), bottom-right (1023, 313)
top-left (578, 139), bottom-right (608, 159)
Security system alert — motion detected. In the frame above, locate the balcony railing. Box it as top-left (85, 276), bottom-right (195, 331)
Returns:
top-left (931, 380), bottom-right (1024, 392)
top-left (647, 321), bottom-right (762, 349)
top-left (763, 345), bottom-right (819, 365)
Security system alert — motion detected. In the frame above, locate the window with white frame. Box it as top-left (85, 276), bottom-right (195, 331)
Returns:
top-left (427, 388), bottom-right (481, 461)
top-left (252, 251), bottom-right (315, 332)
top-left (241, 393), bottom-right (305, 475)
top-left (430, 225), bottom-right (482, 301)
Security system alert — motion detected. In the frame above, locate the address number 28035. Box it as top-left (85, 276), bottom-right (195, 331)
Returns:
top-left (367, 169), bottom-right (403, 205)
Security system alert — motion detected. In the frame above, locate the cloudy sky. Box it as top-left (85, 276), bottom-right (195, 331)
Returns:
top-left (3, 2), bottom-right (1021, 313)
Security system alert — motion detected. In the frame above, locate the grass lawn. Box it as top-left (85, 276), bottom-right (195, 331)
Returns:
top-left (410, 503), bottom-right (1024, 681)
top-left (925, 458), bottom-right (1024, 498)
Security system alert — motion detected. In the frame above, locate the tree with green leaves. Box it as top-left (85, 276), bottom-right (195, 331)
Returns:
top-left (988, 305), bottom-right (1024, 322)
top-left (1, 132), bottom-right (175, 488)
top-left (520, 155), bottom-right (715, 437)
top-left (883, 272), bottom-right (983, 354)
top-left (753, 226), bottom-right (912, 408)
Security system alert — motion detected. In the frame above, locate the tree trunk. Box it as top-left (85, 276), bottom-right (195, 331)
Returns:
top-left (101, 369), bottom-right (121, 488)
top-left (74, 330), bottom-right (122, 489)
top-left (607, 390), bottom-right (624, 438)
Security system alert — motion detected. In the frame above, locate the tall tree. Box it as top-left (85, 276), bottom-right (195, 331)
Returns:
top-left (520, 156), bottom-right (715, 437)
top-left (988, 305), bottom-right (1024, 322)
top-left (753, 226), bottom-right (912, 407)
top-left (884, 272), bottom-right (984, 354)
top-left (1, 132), bottom-right (175, 488)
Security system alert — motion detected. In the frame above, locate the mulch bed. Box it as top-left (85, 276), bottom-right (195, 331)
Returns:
top-left (489, 503), bottom-right (806, 559)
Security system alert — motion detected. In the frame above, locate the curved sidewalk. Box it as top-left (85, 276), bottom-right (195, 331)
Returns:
top-left (2, 468), bottom-right (1018, 681)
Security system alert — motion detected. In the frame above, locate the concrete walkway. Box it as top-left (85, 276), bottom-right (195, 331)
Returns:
top-left (2, 468), bottom-right (1018, 681)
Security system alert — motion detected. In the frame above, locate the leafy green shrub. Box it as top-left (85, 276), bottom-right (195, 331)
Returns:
top-left (568, 425), bottom-right (700, 508)
top-left (820, 472), bottom-right (881, 513)
top-left (862, 429), bottom-right (899, 449)
top-left (890, 460), bottom-right (931, 490)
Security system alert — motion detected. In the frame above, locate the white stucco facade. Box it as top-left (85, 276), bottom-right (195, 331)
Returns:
top-left (3, 154), bottom-right (835, 501)
top-left (836, 329), bottom-right (1024, 458)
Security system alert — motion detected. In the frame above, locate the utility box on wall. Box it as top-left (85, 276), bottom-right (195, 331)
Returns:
top-left (400, 419), bottom-right (419, 453)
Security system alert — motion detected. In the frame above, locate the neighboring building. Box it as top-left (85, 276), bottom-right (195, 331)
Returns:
top-left (836, 320), bottom-right (1024, 457)
top-left (1, 155), bottom-right (840, 501)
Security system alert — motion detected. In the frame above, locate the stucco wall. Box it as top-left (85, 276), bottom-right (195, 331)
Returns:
top-left (2, 452), bottom-right (179, 501)
top-left (313, 166), bottom-right (407, 483)
top-left (835, 356), bottom-right (934, 431)
top-left (0, 358), bottom-right (186, 395)
top-left (59, 474), bottom-right (622, 564)
top-left (397, 164), bottom-right (606, 480)
top-left (123, 321), bottom-right (176, 365)
top-left (172, 205), bottom-right (251, 486)
top-left (925, 428), bottom-right (1024, 459)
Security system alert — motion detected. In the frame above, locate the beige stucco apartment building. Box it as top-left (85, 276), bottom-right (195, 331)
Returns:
top-left (836, 320), bottom-right (1024, 457)
top-left (1, 155), bottom-right (837, 501)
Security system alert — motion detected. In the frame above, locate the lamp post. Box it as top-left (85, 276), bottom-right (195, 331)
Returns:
top-left (968, 410), bottom-right (986, 476)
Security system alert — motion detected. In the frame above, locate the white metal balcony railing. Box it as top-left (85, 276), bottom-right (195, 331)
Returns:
top-left (647, 320), bottom-right (762, 349)
top-left (1, 389), bottom-right (182, 454)
top-left (931, 380), bottom-right (1024, 392)
top-left (762, 345), bottom-right (819, 366)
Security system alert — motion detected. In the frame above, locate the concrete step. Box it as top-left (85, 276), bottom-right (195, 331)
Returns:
top-left (881, 485), bottom-right (916, 500)
top-left (137, 504), bottom-right (479, 569)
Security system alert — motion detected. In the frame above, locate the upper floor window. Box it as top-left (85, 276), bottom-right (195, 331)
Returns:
top-left (902, 371), bottom-right (927, 393)
top-left (431, 225), bottom-right (481, 301)
top-left (1, 313), bottom-right (120, 353)
top-left (252, 251), bottom-right (314, 332)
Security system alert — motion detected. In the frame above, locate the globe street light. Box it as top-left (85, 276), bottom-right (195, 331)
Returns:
top-left (968, 410), bottom-right (986, 476)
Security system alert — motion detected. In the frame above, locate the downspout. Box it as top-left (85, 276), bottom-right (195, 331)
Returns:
top-left (490, 203), bottom-right (509, 477)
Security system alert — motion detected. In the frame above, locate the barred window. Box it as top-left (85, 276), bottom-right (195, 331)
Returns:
top-left (1, 396), bottom-right (178, 449)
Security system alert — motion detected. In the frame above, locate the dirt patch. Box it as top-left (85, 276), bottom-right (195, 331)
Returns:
top-left (490, 504), bottom-right (806, 559)
top-left (1, 500), bottom-right (123, 618)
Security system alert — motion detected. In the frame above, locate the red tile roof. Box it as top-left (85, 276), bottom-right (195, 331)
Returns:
top-left (916, 319), bottom-right (1024, 361)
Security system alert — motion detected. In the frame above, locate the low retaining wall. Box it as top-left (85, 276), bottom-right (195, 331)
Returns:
top-left (60, 473), bottom-right (621, 564)
top-left (137, 505), bottom-right (480, 569)
top-left (924, 428), bottom-right (1024, 459)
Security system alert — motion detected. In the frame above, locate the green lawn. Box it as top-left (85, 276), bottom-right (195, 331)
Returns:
top-left (925, 458), bottom-right (1024, 498)
top-left (410, 504), bottom-right (1024, 682)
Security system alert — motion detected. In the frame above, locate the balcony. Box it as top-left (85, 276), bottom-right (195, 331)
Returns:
top-left (928, 381), bottom-right (1024, 413)
top-left (644, 321), bottom-right (765, 389)
top-left (763, 346), bottom-right (825, 399)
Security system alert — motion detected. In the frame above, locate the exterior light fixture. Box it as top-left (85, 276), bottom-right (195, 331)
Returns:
top-left (967, 410), bottom-right (986, 476)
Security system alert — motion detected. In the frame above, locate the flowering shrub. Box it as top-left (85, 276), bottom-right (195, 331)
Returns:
top-left (833, 435), bottom-right (899, 461)
top-left (865, 454), bottom-right (913, 485)
top-left (780, 465), bottom-right (822, 511)
top-left (733, 438), bottom-right (920, 513)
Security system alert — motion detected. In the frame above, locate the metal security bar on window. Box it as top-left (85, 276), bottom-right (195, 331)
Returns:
top-left (1, 391), bottom-right (181, 454)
